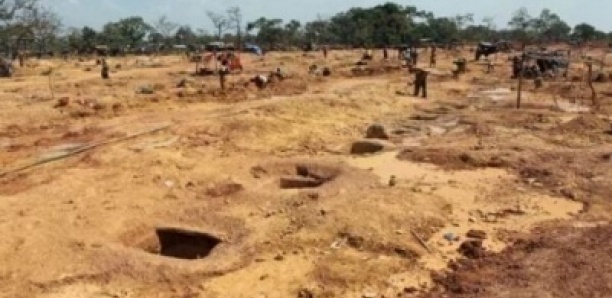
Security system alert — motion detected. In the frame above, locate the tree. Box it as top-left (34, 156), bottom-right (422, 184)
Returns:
top-left (212, 3), bottom-right (612, 49)
top-left (461, 17), bottom-right (496, 41)
top-left (531, 9), bottom-right (570, 41)
top-left (19, 4), bottom-right (62, 51)
top-left (462, 25), bottom-right (495, 42)
top-left (452, 13), bottom-right (474, 31)
top-left (65, 27), bottom-right (81, 51)
top-left (482, 17), bottom-right (496, 31)
top-left (153, 15), bottom-right (178, 43)
top-left (227, 7), bottom-right (242, 49)
top-left (81, 26), bottom-right (98, 49)
top-left (508, 7), bottom-right (534, 40)
top-left (328, 3), bottom-right (418, 46)
top-left (247, 17), bottom-right (285, 49)
top-left (508, 7), bottom-right (532, 30)
top-left (426, 17), bottom-right (460, 42)
top-left (206, 11), bottom-right (230, 40)
top-left (0, 0), bottom-right (37, 25)
top-left (0, 0), bottom-right (38, 51)
top-left (193, 28), bottom-right (212, 43)
top-left (148, 32), bottom-right (163, 44)
top-left (174, 25), bottom-right (197, 45)
top-left (284, 19), bottom-right (301, 46)
top-left (101, 16), bottom-right (152, 48)
top-left (572, 23), bottom-right (598, 41)
top-left (303, 17), bottom-right (331, 44)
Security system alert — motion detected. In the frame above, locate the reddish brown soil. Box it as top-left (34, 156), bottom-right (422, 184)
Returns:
top-left (422, 224), bottom-right (612, 298)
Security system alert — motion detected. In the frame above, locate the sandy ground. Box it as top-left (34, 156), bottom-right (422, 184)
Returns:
top-left (0, 48), bottom-right (611, 298)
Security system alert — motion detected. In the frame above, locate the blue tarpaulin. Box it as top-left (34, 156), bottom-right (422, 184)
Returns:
top-left (245, 43), bottom-right (262, 56)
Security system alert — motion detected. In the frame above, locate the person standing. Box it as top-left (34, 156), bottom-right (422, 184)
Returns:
top-left (486, 60), bottom-right (494, 73)
top-left (101, 59), bottom-right (109, 79)
top-left (219, 60), bottom-right (229, 90)
top-left (383, 46), bottom-right (389, 60)
top-left (403, 48), bottom-right (412, 67)
top-left (363, 48), bottom-right (373, 60)
top-left (322, 46), bottom-right (329, 59)
top-left (429, 46), bottom-right (437, 67)
top-left (413, 68), bottom-right (428, 98)
top-left (18, 51), bottom-right (25, 67)
top-left (410, 47), bottom-right (419, 66)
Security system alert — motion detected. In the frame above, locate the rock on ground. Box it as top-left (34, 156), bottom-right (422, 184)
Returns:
top-left (350, 139), bottom-right (394, 155)
top-left (366, 124), bottom-right (389, 140)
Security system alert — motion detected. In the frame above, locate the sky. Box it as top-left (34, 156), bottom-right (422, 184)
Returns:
top-left (45, 0), bottom-right (612, 32)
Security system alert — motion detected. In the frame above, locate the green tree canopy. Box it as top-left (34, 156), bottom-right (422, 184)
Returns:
top-left (101, 16), bottom-right (152, 48)
top-left (572, 22), bottom-right (604, 41)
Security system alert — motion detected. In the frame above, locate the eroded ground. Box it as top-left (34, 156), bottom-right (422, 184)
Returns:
top-left (0, 49), bottom-right (611, 298)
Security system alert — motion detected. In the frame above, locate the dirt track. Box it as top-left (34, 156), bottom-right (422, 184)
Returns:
top-left (0, 49), bottom-right (611, 297)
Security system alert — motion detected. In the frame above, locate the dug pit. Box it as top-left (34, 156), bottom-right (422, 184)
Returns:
top-left (139, 227), bottom-right (222, 260)
top-left (279, 163), bottom-right (341, 189)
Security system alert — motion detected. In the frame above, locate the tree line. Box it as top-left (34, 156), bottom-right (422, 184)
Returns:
top-left (1, 0), bottom-right (611, 55)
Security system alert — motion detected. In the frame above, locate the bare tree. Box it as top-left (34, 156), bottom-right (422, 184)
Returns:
top-left (226, 7), bottom-right (242, 49)
top-left (21, 5), bottom-right (62, 41)
top-left (206, 10), bottom-right (230, 40)
top-left (482, 17), bottom-right (496, 30)
top-left (0, 0), bottom-right (38, 51)
top-left (453, 13), bottom-right (474, 30)
top-left (0, 0), bottom-right (37, 25)
top-left (154, 15), bottom-right (178, 41)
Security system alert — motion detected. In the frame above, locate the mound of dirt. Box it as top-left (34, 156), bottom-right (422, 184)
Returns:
top-left (473, 110), bottom-right (552, 129)
top-left (344, 62), bottom-right (403, 77)
top-left (400, 144), bottom-right (612, 207)
top-left (465, 121), bottom-right (494, 137)
top-left (182, 76), bottom-right (310, 103)
top-left (423, 224), bottom-right (612, 298)
top-left (552, 114), bottom-right (610, 134)
top-left (398, 148), bottom-right (510, 170)
top-left (205, 180), bottom-right (244, 198)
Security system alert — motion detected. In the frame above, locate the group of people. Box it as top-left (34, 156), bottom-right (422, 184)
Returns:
top-left (89, 44), bottom-right (436, 98)
top-left (403, 46), bottom-right (438, 68)
top-left (351, 45), bottom-right (436, 99)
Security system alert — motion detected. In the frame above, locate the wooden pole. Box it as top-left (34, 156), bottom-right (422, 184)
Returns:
top-left (410, 230), bottom-right (433, 254)
top-left (517, 46), bottom-right (526, 109)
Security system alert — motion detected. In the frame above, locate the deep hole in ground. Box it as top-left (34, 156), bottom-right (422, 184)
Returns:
top-left (141, 228), bottom-right (222, 260)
